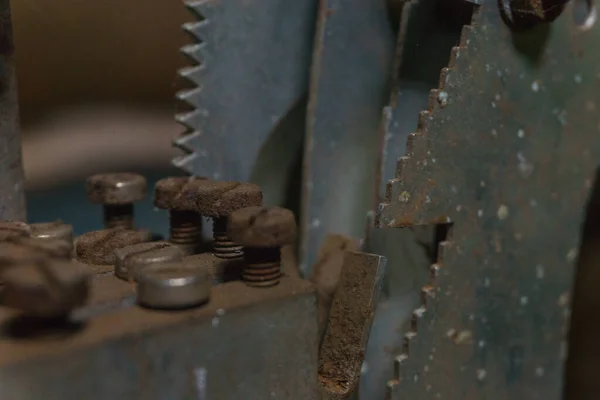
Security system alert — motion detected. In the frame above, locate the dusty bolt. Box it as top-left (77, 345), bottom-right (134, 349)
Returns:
top-left (75, 228), bottom-right (152, 265)
top-left (136, 262), bottom-right (211, 309)
top-left (193, 181), bottom-right (263, 260)
top-left (86, 173), bottom-right (147, 229)
top-left (114, 241), bottom-right (184, 282)
top-left (154, 176), bottom-right (208, 255)
top-left (30, 221), bottom-right (74, 255)
top-left (228, 206), bottom-right (296, 287)
top-left (2, 260), bottom-right (89, 318)
top-left (0, 221), bottom-right (31, 241)
top-left (499, 0), bottom-right (568, 29)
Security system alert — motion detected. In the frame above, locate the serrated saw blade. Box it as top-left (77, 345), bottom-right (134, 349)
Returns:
top-left (175, 0), bottom-right (317, 181)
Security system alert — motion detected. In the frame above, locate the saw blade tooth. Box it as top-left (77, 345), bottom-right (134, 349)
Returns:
top-left (173, 130), bottom-right (202, 152)
top-left (447, 46), bottom-right (463, 69)
top-left (185, 0), bottom-right (215, 20)
top-left (180, 43), bottom-right (207, 65)
top-left (459, 25), bottom-right (477, 47)
top-left (172, 152), bottom-right (198, 174)
top-left (176, 87), bottom-right (203, 108)
top-left (175, 109), bottom-right (207, 132)
top-left (182, 20), bottom-right (210, 43)
top-left (178, 65), bottom-right (206, 87)
top-left (416, 110), bottom-right (432, 132)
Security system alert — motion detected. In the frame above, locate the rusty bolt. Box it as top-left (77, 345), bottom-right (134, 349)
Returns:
top-left (75, 228), bottom-right (152, 266)
top-left (154, 176), bottom-right (208, 255)
top-left (2, 260), bottom-right (89, 317)
top-left (193, 181), bottom-right (263, 260)
top-left (0, 221), bottom-right (31, 241)
top-left (136, 262), bottom-right (211, 309)
top-left (86, 173), bottom-right (147, 229)
top-left (30, 221), bottom-right (74, 255)
top-left (227, 206), bottom-right (296, 287)
top-left (499, 0), bottom-right (568, 29)
top-left (114, 241), bottom-right (184, 282)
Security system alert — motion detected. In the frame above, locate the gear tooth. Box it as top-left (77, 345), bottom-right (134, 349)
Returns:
top-left (386, 379), bottom-right (400, 399)
top-left (403, 331), bottom-right (418, 356)
top-left (429, 263), bottom-right (441, 282)
top-left (421, 284), bottom-right (436, 309)
top-left (459, 24), bottom-right (477, 47)
top-left (185, 0), bottom-right (214, 19)
top-left (437, 240), bottom-right (453, 265)
top-left (395, 156), bottom-right (411, 179)
top-left (416, 110), bottom-right (432, 132)
top-left (438, 67), bottom-right (452, 90)
top-left (182, 20), bottom-right (210, 42)
top-left (411, 306), bottom-right (427, 332)
top-left (447, 46), bottom-right (462, 69)
top-left (405, 133), bottom-right (416, 155)
top-left (393, 355), bottom-right (408, 380)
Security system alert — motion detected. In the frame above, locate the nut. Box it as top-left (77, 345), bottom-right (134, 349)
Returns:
top-left (136, 263), bottom-right (211, 309)
top-left (192, 181), bottom-right (263, 217)
top-left (2, 261), bottom-right (89, 317)
top-left (154, 176), bottom-right (208, 211)
top-left (114, 241), bottom-right (184, 281)
top-left (227, 206), bottom-right (297, 248)
top-left (75, 228), bottom-right (152, 265)
top-left (86, 173), bottom-right (147, 205)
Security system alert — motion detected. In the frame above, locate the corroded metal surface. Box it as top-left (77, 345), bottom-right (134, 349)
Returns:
top-left (0, 0), bottom-right (25, 221)
top-left (377, 1), bottom-right (600, 398)
top-left (318, 251), bottom-right (386, 399)
top-left (0, 276), bottom-right (318, 399)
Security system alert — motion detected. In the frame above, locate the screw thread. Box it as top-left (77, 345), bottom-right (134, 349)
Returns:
top-left (212, 217), bottom-right (243, 259)
top-left (103, 204), bottom-right (134, 230)
top-left (242, 247), bottom-right (281, 287)
top-left (169, 210), bottom-right (202, 254)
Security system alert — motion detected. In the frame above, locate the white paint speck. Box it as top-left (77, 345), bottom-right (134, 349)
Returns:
top-left (480, 180), bottom-right (486, 187)
top-left (495, 94), bottom-right (501, 101)
top-left (574, 74), bottom-right (583, 83)
top-left (438, 91), bottom-right (449, 106)
top-left (491, 129), bottom-right (498, 137)
top-left (477, 369), bottom-right (487, 380)
top-left (517, 129), bottom-right (525, 138)
top-left (212, 317), bottom-right (219, 327)
top-left (520, 296), bottom-right (529, 305)
top-left (491, 102), bottom-right (497, 108)
top-left (311, 218), bottom-right (321, 228)
top-left (478, 340), bottom-right (486, 348)
top-left (536, 264), bottom-right (545, 279)
top-left (566, 248), bottom-right (578, 262)
top-left (530, 199), bottom-right (538, 207)
top-left (483, 277), bottom-right (490, 287)
top-left (216, 308), bottom-right (225, 316)
top-left (456, 205), bottom-right (462, 212)
top-left (531, 80), bottom-right (540, 92)
top-left (194, 367), bottom-right (208, 400)
top-left (535, 367), bottom-right (545, 377)
top-left (497, 205), bottom-right (509, 220)
top-left (477, 209), bottom-right (483, 218)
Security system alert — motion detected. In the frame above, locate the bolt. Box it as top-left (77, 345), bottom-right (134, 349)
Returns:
top-left (30, 221), bottom-right (74, 256)
top-left (136, 262), bottom-right (211, 309)
top-left (154, 176), bottom-right (208, 255)
top-left (114, 241), bottom-right (184, 282)
top-left (75, 228), bottom-right (152, 266)
top-left (193, 181), bottom-right (263, 260)
top-left (86, 173), bottom-right (147, 229)
top-left (499, 0), bottom-right (568, 29)
top-left (2, 260), bottom-right (89, 318)
top-left (0, 221), bottom-right (31, 241)
top-left (227, 206), bottom-right (297, 287)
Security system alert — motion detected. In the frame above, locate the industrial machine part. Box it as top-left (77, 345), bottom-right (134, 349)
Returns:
top-left (377, 1), bottom-right (600, 399)
top-left (114, 241), bottom-right (184, 282)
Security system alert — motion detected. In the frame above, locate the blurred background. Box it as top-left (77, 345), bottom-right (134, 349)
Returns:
top-left (13, 0), bottom-right (191, 235)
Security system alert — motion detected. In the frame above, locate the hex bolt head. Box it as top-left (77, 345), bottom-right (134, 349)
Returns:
top-left (2, 261), bottom-right (89, 318)
top-left (75, 228), bottom-right (152, 266)
top-left (154, 176), bottom-right (208, 255)
top-left (86, 173), bottom-right (147, 229)
top-left (227, 206), bottom-right (297, 287)
top-left (114, 241), bottom-right (184, 282)
top-left (0, 221), bottom-right (31, 242)
top-left (136, 262), bottom-right (211, 310)
top-left (192, 181), bottom-right (263, 259)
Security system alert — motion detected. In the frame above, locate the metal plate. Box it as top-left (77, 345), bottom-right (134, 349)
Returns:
top-left (0, 0), bottom-right (26, 221)
top-left (300, 0), bottom-right (396, 275)
top-left (377, 1), bottom-right (600, 398)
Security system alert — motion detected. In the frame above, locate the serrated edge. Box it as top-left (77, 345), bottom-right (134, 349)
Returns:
top-left (173, 0), bottom-right (211, 173)
top-left (380, 6), bottom-right (481, 398)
